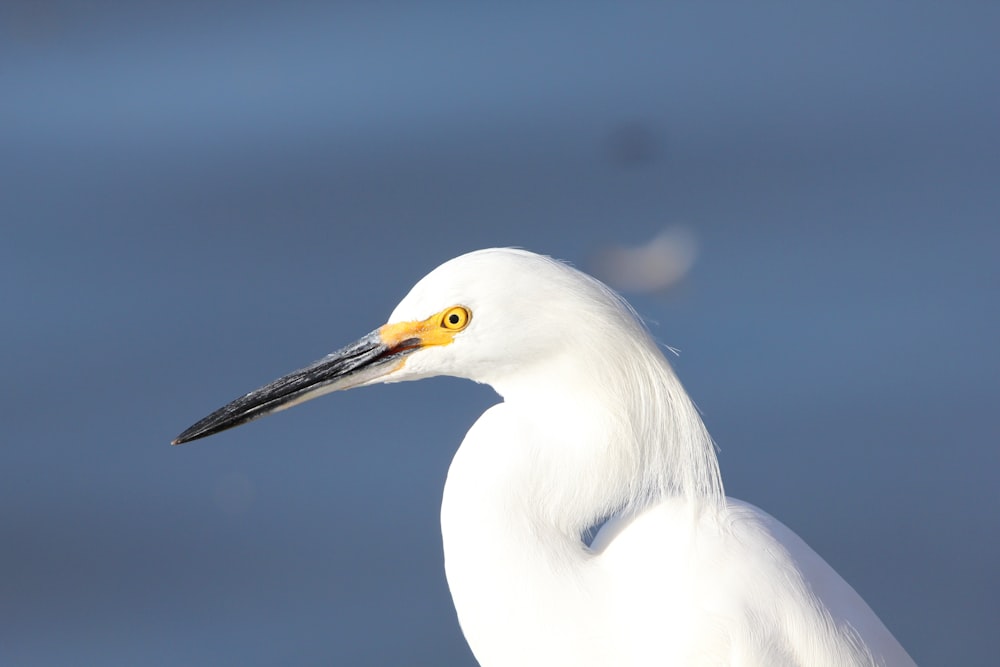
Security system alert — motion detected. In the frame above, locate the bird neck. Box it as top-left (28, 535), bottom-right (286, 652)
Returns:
top-left (441, 399), bottom-right (614, 665)
top-left (486, 334), bottom-right (725, 539)
top-left (440, 339), bottom-right (723, 665)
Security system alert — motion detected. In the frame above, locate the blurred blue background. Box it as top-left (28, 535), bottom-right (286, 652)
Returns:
top-left (2, 2), bottom-right (998, 665)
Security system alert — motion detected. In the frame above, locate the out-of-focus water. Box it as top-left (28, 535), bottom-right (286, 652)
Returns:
top-left (2, 3), bottom-right (997, 665)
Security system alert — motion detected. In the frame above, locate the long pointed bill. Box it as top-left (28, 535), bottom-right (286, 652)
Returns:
top-left (172, 328), bottom-right (419, 445)
top-left (172, 305), bottom-right (470, 446)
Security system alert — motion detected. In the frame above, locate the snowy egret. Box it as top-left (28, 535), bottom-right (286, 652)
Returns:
top-left (174, 248), bottom-right (916, 666)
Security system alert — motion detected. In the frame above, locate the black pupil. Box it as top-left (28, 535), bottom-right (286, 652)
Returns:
top-left (449, 313), bottom-right (460, 325)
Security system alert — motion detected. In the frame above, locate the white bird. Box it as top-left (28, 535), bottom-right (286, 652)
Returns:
top-left (174, 248), bottom-right (917, 667)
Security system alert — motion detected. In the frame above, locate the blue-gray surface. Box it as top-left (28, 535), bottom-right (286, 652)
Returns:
top-left (2, 2), bottom-right (998, 665)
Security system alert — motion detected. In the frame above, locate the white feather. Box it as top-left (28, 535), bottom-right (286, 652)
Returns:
top-left (387, 248), bottom-right (915, 666)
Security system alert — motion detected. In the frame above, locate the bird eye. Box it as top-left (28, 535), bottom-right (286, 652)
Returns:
top-left (441, 306), bottom-right (471, 331)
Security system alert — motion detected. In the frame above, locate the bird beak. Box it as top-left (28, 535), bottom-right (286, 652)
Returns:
top-left (172, 327), bottom-right (421, 445)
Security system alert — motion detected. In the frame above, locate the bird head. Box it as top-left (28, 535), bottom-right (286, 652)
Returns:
top-left (172, 248), bottom-right (640, 445)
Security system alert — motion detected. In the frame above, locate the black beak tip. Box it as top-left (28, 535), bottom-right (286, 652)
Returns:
top-left (171, 417), bottom-right (233, 446)
top-left (171, 429), bottom-right (201, 446)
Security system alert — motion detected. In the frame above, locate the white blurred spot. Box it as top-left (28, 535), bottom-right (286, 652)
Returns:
top-left (214, 471), bottom-right (255, 515)
top-left (592, 227), bottom-right (698, 293)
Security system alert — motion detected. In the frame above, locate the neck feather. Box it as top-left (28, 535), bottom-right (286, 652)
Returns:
top-left (491, 330), bottom-right (724, 537)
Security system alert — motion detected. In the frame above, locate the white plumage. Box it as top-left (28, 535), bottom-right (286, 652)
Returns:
top-left (175, 248), bottom-right (916, 666)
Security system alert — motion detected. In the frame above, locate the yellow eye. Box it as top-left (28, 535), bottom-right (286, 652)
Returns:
top-left (441, 306), bottom-right (471, 331)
